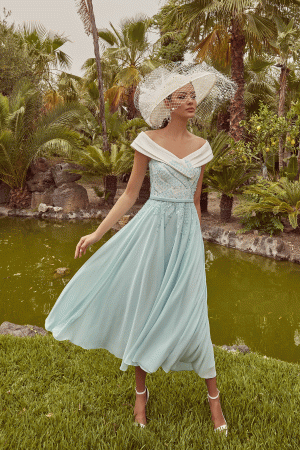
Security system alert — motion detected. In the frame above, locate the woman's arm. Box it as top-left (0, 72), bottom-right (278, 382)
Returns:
top-left (93, 150), bottom-right (150, 241)
top-left (193, 164), bottom-right (206, 226)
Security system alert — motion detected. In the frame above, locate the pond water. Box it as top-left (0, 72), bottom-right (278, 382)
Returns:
top-left (1, 216), bottom-right (300, 364)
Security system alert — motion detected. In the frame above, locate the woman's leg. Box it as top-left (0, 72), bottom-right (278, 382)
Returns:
top-left (205, 376), bottom-right (227, 430)
top-left (134, 366), bottom-right (148, 425)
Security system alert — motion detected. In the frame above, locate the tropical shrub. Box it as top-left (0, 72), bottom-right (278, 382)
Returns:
top-left (200, 131), bottom-right (235, 214)
top-left (203, 135), bottom-right (261, 222)
top-left (0, 79), bottom-right (87, 208)
top-left (234, 177), bottom-right (300, 231)
top-left (65, 143), bottom-right (133, 204)
top-left (237, 211), bottom-right (284, 236)
top-left (204, 163), bottom-right (260, 222)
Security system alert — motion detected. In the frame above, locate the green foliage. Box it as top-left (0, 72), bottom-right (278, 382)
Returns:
top-left (0, 12), bottom-right (38, 96)
top-left (234, 176), bottom-right (300, 230)
top-left (155, 32), bottom-right (188, 62)
top-left (92, 185), bottom-right (110, 201)
top-left (203, 132), bottom-right (261, 197)
top-left (119, 117), bottom-right (150, 145)
top-left (65, 143), bottom-right (133, 179)
top-left (240, 101), bottom-right (300, 176)
top-left (0, 78), bottom-right (88, 189)
top-left (279, 154), bottom-right (298, 181)
top-left (204, 163), bottom-right (259, 197)
top-left (238, 211), bottom-right (284, 236)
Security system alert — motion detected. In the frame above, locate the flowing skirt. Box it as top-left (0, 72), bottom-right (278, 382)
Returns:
top-left (45, 197), bottom-right (216, 379)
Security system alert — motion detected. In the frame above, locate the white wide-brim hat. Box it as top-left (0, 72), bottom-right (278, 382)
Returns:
top-left (134, 62), bottom-right (237, 129)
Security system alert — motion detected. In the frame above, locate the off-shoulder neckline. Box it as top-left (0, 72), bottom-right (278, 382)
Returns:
top-left (141, 131), bottom-right (209, 161)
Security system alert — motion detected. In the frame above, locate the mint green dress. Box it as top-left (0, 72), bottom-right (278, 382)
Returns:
top-left (45, 131), bottom-right (216, 379)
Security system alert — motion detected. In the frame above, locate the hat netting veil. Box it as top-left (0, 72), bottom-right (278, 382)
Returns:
top-left (134, 61), bottom-right (237, 129)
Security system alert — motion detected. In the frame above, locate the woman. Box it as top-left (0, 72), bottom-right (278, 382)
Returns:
top-left (45, 62), bottom-right (236, 436)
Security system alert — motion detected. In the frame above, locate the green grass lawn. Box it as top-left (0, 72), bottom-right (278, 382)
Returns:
top-left (0, 334), bottom-right (299, 449)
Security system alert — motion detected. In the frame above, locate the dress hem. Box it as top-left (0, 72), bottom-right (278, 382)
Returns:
top-left (47, 330), bottom-right (216, 379)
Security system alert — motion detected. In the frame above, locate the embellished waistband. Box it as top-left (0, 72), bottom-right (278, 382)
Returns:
top-left (149, 195), bottom-right (194, 203)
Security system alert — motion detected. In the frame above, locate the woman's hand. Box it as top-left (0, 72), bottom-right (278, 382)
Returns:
top-left (74, 232), bottom-right (100, 259)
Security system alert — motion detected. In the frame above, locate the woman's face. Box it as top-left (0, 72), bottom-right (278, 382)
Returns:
top-left (165, 83), bottom-right (197, 119)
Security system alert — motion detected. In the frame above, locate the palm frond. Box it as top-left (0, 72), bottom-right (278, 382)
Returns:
top-left (244, 13), bottom-right (277, 43)
top-left (74, 0), bottom-right (92, 35)
top-left (98, 29), bottom-right (118, 46)
top-left (0, 95), bottom-right (10, 133)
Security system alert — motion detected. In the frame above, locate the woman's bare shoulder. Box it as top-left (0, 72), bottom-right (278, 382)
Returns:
top-left (188, 132), bottom-right (207, 146)
top-left (144, 129), bottom-right (164, 138)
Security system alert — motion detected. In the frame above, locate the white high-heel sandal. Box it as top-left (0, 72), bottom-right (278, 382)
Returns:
top-left (134, 386), bottom-right (149, 428)
top-left (207, 389), bottom-right (228, 437)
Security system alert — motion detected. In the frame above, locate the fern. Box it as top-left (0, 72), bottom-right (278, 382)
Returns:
top-left (237, 211), bottom-right (284, 236)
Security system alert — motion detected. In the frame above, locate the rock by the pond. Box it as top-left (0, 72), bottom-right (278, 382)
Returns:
top-left (31, 185), bottom-right (57, 207)
top-left (26, 157), bottom-right (50, 176)
top-left (50, 162), bottom-right (82, 187)
top-left (52, 182), bottom-right (89, 213)
top-left (201, 225), bottom-right (291, 261)
top-left (26, 160), bottom-right (90, 213)
top-left (53, 267), bottom-right (71, 279)
top-left (0, 321), bottom-right (47, 337)
top-left (38, 203), bottom-right (63, 213)
top-left (222, 344), bottom-right (251, 354)
top-left (26, 169), bottom-right (55, 193)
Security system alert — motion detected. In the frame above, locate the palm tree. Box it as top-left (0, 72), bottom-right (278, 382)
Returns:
top-left (56, 72), bottom-right (84, 103)
top-left (270, 17), bottom-right (300, 169)
top-left (243, 55), bottom-right (277, 116)
top-left (15, 21), bottom-right (72, 90)
top-left (205, 163), bottom-right (260, 221)
top-left (81, 54), bottom-right (120, 93)
top-left (97, 17), bottom-right (157, 118)
top-left (156, 0), bottom-right (300, 141)
top-left (74, 0), bottom-right (109, 152)
top-left (152, 1), bottom-right (189, 63)
top-left (0, 79), bottom-right (87, 208)
top-left (0, 10), bottom-right (38, 96)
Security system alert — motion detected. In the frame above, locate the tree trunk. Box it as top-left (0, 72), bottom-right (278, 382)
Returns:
top-left (220, 193), bottom-right (233, 222)
top-left (127, 85), bottom-right (138, 120)
top-left (200, 183), bottom-right (208, 213)
top-left (7, 184), bottom-right (32, 210)
top-left (278, 65), bottom-right (290, 170)
top-left (217, 110), bottom-right (230, 133)
top-left (104, 174), bottom-right (117, 205)
top-left (229, 16), bottom-right (246, 142)
top-left (86, 0), bottom-right (110, 152)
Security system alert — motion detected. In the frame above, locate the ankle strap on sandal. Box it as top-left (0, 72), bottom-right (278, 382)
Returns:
top-left (135, 386), bottom-right (147, 395)
top-left (207, 388), bottom-right (220, 400)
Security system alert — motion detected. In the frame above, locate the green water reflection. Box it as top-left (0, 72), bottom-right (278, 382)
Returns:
top-left (1, 216), bottom-right (300, 364)
top-left (205, 243), bottom-right (300, 363)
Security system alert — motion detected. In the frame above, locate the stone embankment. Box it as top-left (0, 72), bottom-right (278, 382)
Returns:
top-left (1, 203), bottom-right (299, 264)
top-left (201, 224), bottom-right (300, 264)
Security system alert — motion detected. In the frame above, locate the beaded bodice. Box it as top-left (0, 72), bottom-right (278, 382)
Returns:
top-left (149, 159), bottom-right (201, 200)
top-left (131, 131), bottom-right (213, 201)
